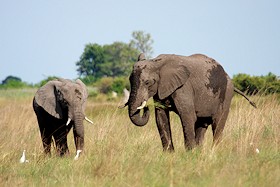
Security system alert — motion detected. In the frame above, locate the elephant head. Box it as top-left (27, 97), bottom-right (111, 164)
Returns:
top-left (127, 53), bottom-right (190, 126)
top-left (34, 78), bottom-right (92, 152)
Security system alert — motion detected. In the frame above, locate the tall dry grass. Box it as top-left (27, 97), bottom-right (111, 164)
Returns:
top-left (0, 89), bottom-right (279, 186)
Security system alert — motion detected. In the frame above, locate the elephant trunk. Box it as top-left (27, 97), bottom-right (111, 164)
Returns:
top-left (129, 106), bottom-right (150, 126)
top-left (128, 68), bottom-right (150, 126)
top-left (128, 96), bottom-right (150, 127)
top-left (73, 111), bottom-right (85, 151)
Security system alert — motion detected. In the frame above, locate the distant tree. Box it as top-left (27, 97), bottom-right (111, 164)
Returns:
top-left (262, 72), bottom-right (280, 94)
top-left (0, 75), bottom-right (30, 89)
top-left (103, 42), bottom-right (139, 77)
top-left (76, 42), bottom-right (139, 81)
top-left (130, 30), bottom-right (154, 59)
top-left (76, 31), bottom-right (153, 82)
top-left (76, 43), bottom-right (105, 79)
top-left (2, 76), bottom-right (21, 84)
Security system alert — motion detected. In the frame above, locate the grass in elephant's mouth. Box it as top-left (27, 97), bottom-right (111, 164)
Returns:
top-left (0, 89), bottom-right (279, 186)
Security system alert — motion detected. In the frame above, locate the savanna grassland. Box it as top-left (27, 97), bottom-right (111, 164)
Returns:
top-left (0, 89), bottom-right (279, 187)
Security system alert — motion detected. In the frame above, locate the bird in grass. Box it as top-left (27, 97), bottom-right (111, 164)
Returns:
top-left (19, 150), bottom-right (29, 163)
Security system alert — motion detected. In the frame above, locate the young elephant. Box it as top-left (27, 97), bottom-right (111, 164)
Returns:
top-left (124, 53), bottom-right (256, 151)
top-left (33, 78), bottom-right (93, 158)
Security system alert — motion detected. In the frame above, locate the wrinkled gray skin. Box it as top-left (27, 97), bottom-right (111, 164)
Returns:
top-left (127, 53), bottom-right (256, 151)
top-left (33, 78), bottom-right (88, 156)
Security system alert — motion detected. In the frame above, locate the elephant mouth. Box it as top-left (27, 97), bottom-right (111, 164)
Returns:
top-left (129, 100), bottom-right (148, 116)
top-left (128, 100), bottom-right (150, 127)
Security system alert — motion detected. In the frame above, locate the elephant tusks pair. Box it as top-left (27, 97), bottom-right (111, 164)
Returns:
top-left (137, 101), bottom-right (147, 110)
top-left (66, 116), bottom-right (94, 126)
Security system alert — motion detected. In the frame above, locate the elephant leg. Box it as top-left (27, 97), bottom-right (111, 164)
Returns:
top-left (39, 128), bottom-right (52, 155)
top-left (181, 114), bottom-right (197, 150)
top-left (53, 125), bottom-right (69, 156)
top-left (195, 127), bottom-right (207, 145)
top-left (36, 113), bottom-right (52, 155)
top-left (174, 103), bottom-right (197, 150)
top-left (195, 117), bottom-right (210, 146)
top-left (53, 135), bottom-right (69, 156)
top-left (155, 107), bottom-right (174, 151)
top-left (172, 86), bottom-right (197, 150)
top-left (212, 109), bottom-right (230, 145)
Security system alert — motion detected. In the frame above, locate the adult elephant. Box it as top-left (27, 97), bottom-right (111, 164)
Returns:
top-left (124, 53), bottom-right (256, 151)
top-left (33, 78), bottom-right (93, 159)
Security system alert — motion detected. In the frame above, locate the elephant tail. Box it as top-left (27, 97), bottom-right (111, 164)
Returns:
top-left (234, 88), bottom-right (257, 108)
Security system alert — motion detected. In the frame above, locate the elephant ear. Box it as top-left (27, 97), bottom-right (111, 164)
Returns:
top-left (158, 62), bottom-right (190, 100)
top-left (34, 80), bottom-right (64, 119)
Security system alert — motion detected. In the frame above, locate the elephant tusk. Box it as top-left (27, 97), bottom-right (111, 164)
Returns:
top-left (137, 101), bottom-right (147, 110)
top-left (85, 116), bottom-right (93, 124)
top-left (66, 118), bottom-right (71, 126)
top-left (74, 150), bottom-right (82, 160)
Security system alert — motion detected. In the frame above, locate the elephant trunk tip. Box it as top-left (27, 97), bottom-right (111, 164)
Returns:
top-left (129, 106), bottom-right (150, 127)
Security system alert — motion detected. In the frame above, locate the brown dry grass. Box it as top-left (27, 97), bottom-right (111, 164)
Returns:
top-left (0, 89), bottom-right (279, 186)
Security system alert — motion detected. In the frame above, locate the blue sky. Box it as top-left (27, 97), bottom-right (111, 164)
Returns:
top-left (1, 0), bottom-right (279, 84)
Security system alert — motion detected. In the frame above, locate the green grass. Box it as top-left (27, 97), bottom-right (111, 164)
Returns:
top-left (0, 89), bottom-right (279, 186)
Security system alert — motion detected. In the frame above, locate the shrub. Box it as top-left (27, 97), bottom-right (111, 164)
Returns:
top-left (96, 77), bottom-right (129, 95)
top-left (111, 77), bottom-right (130, 94)
top-left (232, 72), bottom-right (280, 95)
top-left (79, 76), bottom-right (98, 86)
top-left (96, 77), bottom-right (114, 94)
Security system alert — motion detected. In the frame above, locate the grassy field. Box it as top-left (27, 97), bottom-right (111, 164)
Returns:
top-left (0, 89), bottom-right (279, 187)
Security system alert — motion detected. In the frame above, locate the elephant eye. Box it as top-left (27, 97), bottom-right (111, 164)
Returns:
top-left (144, 80), bottom-right (150, 85)
top-left (144, 79), bottom-right (155, 87)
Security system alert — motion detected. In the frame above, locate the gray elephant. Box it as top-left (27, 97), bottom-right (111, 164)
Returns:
top-left (33, 78), bottom-right (93, 158)
top-left (124, 53), bottom-right (256, 151)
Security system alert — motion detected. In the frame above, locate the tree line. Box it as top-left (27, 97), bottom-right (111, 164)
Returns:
top-left (232, 72), bottom-right (280, 95)
top-left (76, 31), bottom-right (153, 84)
top-left (1, 30), bottom-right (279, 95)
top-left (2, 73), bottom-right (279, 95)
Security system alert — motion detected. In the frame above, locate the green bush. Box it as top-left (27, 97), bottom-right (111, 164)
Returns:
top-left (232, 72), bottom-right (280, 95)
top-left (87, 86), bottom-right (98, 98)
top-left (96, 77), bottom-right (114, 94)
top-left (111, 77), bottom-right (130, 94)
top-left (79, 76), bottom-right (98, 86)
top-left (96, 77), bottom-right (129, 95)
